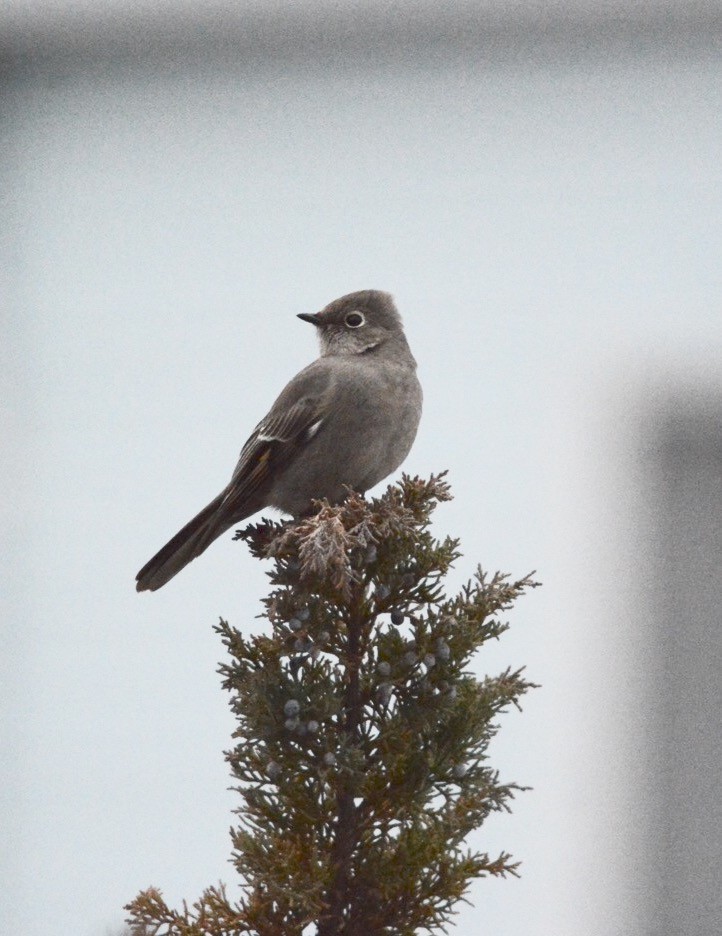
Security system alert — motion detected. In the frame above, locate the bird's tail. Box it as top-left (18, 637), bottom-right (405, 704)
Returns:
top-left (135, 491), bottom-right (231, 592)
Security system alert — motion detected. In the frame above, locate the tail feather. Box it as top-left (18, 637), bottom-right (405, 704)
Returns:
top-left (136, 491), bottom-right (231, 592)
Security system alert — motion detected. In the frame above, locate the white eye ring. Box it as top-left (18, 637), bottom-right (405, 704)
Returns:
top-left (345, 311), bottom-right (365, 328)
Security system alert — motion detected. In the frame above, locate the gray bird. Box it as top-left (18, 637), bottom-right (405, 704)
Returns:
top-left (135, 289), bottom-right (422, 591)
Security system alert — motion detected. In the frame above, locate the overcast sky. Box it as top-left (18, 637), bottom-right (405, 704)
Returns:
top-left (2, 6), bottom-right (722, 935)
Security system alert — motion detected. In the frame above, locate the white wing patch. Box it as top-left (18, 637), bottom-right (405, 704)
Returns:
top-left (304, 419), bottom-right (323, 440)
top-left (256, 416), bottom-right (322, 445)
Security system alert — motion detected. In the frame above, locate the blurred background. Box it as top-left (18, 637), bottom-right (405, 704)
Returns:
top-left (2, 2), bottom-right (721, 934)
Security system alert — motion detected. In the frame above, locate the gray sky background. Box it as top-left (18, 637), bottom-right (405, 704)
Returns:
top-left (2, 4), bottom-right (721, 935)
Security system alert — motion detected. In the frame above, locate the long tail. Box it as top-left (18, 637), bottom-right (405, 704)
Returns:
top-left (136, 491), bottom-right (231, 592)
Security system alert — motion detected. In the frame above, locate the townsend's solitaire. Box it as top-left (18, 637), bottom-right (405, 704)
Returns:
top-left (135, 290), bottom-right (422, 591)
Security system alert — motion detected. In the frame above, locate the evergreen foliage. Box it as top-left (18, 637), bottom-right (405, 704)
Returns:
top-left (126, 474), bottom-right (537, 935)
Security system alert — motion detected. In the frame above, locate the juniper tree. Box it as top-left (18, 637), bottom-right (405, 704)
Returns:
top-left (126, 474), bottom-right (537, 935)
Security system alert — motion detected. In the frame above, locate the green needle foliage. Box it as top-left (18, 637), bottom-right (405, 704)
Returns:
top-left (126, 474), bottom-right (537, 936)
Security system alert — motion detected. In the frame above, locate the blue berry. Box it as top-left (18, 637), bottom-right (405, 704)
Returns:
top-left (377, 683), bottom-right (392, 705)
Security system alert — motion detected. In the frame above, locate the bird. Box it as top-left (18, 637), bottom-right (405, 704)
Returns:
top-left (135, 289), bottom-right (422, 591)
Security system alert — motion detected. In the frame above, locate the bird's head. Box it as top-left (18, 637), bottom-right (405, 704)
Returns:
top-left (298, 290), bottom-right (404, 356)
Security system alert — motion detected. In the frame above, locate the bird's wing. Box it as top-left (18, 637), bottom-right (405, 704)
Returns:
top-left (220, 364), bottom-right (332, 516)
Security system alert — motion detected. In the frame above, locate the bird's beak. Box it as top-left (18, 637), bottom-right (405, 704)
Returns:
top-left (297, 312), bottom-right (322, 326)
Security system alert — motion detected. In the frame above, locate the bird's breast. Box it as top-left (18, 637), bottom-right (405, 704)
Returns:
top-left (266, 359), bottom-right (421, 515)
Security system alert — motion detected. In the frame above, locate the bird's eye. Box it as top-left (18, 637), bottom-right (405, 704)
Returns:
top-left (345, 312), bottom-right (365, 328)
